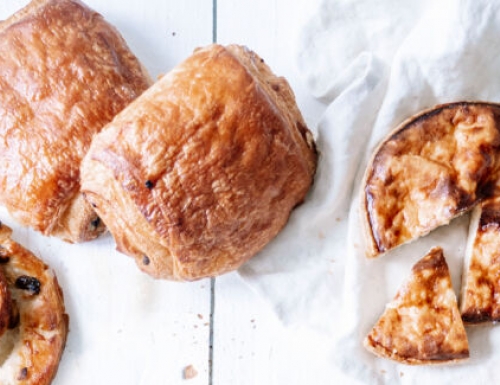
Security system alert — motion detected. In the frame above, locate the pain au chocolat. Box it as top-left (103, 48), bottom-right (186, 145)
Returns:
top-left (0, 223), bottom-right (68, 384)
top-left (0, 0), bottom-right (151, 242)
top-left (364, 247), bottom-right (469, 365)
top-left (81, 44), bottom-right (317, 281)
top-left (362, 102), bottom-right (500, 258)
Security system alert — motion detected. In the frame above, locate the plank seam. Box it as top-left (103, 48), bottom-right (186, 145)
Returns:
top-left (209, 2), bottom-right (217, 384)
top-left (208, 278), bottom-right (215, 385)
top-left (212, 0), bottom-right (217, 43)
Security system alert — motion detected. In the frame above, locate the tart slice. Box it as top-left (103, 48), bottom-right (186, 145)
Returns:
top-left (361, 102), bottom-right (500, 258)
top-left (461, 196), bottom-right (500, 324)
top-left (364, 247), bottom-right (469, 365)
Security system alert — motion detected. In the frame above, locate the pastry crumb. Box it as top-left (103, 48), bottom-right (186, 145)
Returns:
top-left (183, 365), bottom-right (198, 380)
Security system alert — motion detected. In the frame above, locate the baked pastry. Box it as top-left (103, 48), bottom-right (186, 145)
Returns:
top-left (461, 194), bottom-right (500, 324)
top-left (364, 247), bottom-right (469, 365)
top-left (362, 102), bottom-right (500, 257)
top-left (0, 0), bottom-right (151, 242)
top-left (81, 44), bottom-right (317, 281)
top-left (0, 223), bottom-right (68, 384)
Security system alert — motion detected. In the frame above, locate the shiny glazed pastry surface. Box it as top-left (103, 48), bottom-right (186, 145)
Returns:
top-left (82, 44), bottom-right (317, 281)
top-left (364, 247), bottom-right (469, 365)
top-left (0, 224), bottom-right (68, 385)
top-left (0, 0), bottom-right (151, 242)
top-left (362, 102), bottom-right (500, 257)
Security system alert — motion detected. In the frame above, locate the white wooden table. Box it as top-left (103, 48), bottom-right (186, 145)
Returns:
top-left (0, 1), bottom-right (349, 384)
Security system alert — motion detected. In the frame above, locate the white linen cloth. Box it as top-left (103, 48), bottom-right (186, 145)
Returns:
top-left (239, 0), bottom-right (500, 383)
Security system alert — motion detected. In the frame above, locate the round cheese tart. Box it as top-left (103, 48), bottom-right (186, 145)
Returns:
top-left (362, 102), bottom-right (500, 257)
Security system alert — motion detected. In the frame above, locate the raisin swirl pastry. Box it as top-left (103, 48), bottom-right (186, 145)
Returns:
top-left (0, 223), bottom-right (68, 384)
top-left (81, 44), bottom-right (317, 280)
top-left (0, 0), bottom-right (151, 242)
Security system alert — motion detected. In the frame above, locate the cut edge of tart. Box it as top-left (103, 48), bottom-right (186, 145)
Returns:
top-left (364, 247), bottom-right (469, 365)
top-left (361, 101), bottom-right (500, 258)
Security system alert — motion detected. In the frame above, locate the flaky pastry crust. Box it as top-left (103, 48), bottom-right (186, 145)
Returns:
top-left (81, 44), bottom-right (317, 281)
top-left (0, 0), bottom-right (151, 242)
top-left (364, 247), bottom-right (469, 365)
top-left (362, 102), bottom-right (500, 257)
top-left (461, 193), bottom-right (500, 324)
top-left (0, 223), bottom-right (68, 384)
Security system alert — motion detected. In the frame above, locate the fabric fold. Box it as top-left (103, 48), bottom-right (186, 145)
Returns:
top-left (240, 0), bottom-right (500, 383)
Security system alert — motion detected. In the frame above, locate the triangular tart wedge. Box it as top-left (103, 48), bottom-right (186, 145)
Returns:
top-left (361, 102), bottom-right (500, 257)
top-left (461, 196), bottom-right (500, 324)
top-left (364, 247), bottom-right (469, 365)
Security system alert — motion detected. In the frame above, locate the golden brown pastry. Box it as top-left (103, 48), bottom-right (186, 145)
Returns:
top-left (364, 247), bottom-right (469, 365)
top-left (461, 195), bottom-right (500, 324)
top-left (0, 0), bottom-right (151, 242)
top-left (0, 223), bottom-right (68, 384)
top-left (81, 44), bottom-right (317, 281)
top-left (361, 102), bottom-right (500, 257)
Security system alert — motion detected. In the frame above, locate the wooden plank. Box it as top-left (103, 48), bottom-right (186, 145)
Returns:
top-left (213, 0), bottom-right (333, 383)
top-left (0, 1), bottom-right (213, 384)
top-left (213, 274), bottom-right (361, 384)
top-left (211, 273), bottom-right (287, 384)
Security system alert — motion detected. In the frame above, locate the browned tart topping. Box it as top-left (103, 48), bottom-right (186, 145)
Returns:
top-left (364, 247), bottom-right (469, 364)
top-left (364, 102), bottom-right (500, 257)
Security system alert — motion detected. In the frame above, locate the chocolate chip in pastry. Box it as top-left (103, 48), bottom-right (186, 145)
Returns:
top-left (81, 44), bottom-right (317, 280)
top-left (0, 0), bottom-right (152, 242)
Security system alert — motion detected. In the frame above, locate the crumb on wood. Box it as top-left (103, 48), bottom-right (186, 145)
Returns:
top-left (183, 365), bottom-right (198, 380)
